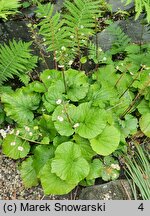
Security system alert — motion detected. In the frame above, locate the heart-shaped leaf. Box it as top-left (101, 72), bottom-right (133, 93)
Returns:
top-left (39, 159), bottom-right (76, 195)
top-left (2, 134), bottom-right (30, 159)
top-left (90, 125), bottom-right (120, 156)
top-left (51, 142), bottom-right (90, 184)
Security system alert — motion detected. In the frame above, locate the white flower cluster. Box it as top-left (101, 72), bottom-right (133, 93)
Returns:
top-left (111, 163), bottom-right (120, 170)
top-left (0, 126), bottom-right (12, 138)
top-left (18, 146), bottom-right (24, 151)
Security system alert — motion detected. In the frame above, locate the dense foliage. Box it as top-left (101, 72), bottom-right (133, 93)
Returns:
top-left (0, 0), bottom-right (150, 196)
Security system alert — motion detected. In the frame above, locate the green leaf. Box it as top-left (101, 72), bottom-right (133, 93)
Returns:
top-left (40, 69), bottom-right (62, 88)
top-left (53, 135), bottom-right (70, 148)
top-left (90, 125), bottom-right (120, 156)
top-left (51, 142), bottom-right (90, 184)
top-left (39, 114), bottom-right (57, 142)
top-left (119, 114), bottom-right (138, 137)
top-left (139, 113), bottom-right (150, 137)
top-left (20, 157), bottom-right (38, 188)
top-left (52, 104), bottom-right (76, 136)
top-left (1, 88), bottom-right (41, 124)
top-left (39, 159), bottom-right (76, 195)
top-left (2, 134), bottom-right (30, 159)
top-left (75, 103), bottom-right (107, 139)
top-left (65, 69), bottom-right (89, 101)
top-left (32, 145), bottom-right (55, 175)
top-left (80, 56), bottom-right (87, 64)
top-left (86, 159), bottom-right (103, 180)
top-left (43, 80), bottom-right (65, 112)
top-left (137, 99), bottom-right (150, 115)
top-left (73, 134), bottom-right (96, 161)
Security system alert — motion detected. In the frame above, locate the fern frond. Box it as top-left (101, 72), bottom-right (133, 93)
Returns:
top-left (36, 3), bottom-right (68, 52)
top-left (0, 40), bottom-right (38, 85)
top-left (106, 23), bottom-right (131, 54)
top-left (64, 0), bottom-right (101, 48)
top-left (124, 0), bottom-right (150, 23)
top-left (0, 0), bottom-right (20, 19)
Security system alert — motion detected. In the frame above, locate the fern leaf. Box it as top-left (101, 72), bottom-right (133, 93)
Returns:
top-left (106, 23), bottom-right (131, 54)
top-left (0, 0), bottom-right (20, 19)
top-left (36, 3), bottom-right (68, 52)
top-left (0, 40), bottom-right (38, 85)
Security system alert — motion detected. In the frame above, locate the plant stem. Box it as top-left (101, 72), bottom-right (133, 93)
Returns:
top-left (119, 66), bottom-right (144, 99)
top-left (62, 67), bottom-right (67, 94)
top-left (63, 102), bottom-right (72, 125)
top-left (120, 79), bottom-right (150, 119)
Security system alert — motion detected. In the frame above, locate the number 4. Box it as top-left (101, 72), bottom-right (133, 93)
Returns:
top-left (138, 203), bottom-right (144, 211)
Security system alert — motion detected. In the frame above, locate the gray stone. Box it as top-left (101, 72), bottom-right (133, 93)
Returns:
top-left (96, 16), bottom-right (150, 51)
top-left (79, 180), bottom-right (133, 200)
top-left (106, 0), bottom-right (134, 12)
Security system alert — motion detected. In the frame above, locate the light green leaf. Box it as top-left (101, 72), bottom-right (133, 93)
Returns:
top-left (1, 88), bottom-right (41, 124)
top-left (40, 69), bottom-right (62, 87)
top-left (51, 142), bottom-right (90, 184)
top-left (52, 104), bottom-right (76, 136)
top-left (43, 81), bottom-right (65, 112)
top-left (73, 134), bottom-right (96, 161)
top-left (75, 103), bottom-right (107, 139)
top-left (137, 99), bottom-right (150, 115)
top-left (20, 157), bottom-right (38, 188)
top-left (39, 159), bottom-right (76, 195)
top-left (2, 134), bottom-right (30, 159)
top-left (65, 69), bottom-right (89, 101)
top-left (139, 113), bottom-right (150, 137)
top-left (39, 114), bottom-right (57, 142)
top-left (33, 145), bottom-right (55, 175)
top-left (90, 125), bottom-right (120, 156)
top-left (86, 159), bottom-right (103, 180)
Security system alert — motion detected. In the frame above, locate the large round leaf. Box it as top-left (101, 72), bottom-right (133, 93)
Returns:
top-left (51, 142), bottom-right (90, 184)
top-left (75, 103), bottom-right (107, 139)
top-left (52, 104), bottom-right (76, 136)
top-left (90, 125), bottom-right (120, 156)
top-left (1, 88), bottom-right (40, 124)
top-left (20, 157), bottom-right (38, 188)
top-left (65, 69), bottom-right (89, 101)
top-left (40, 69), bottom-right (62, 87)
top-left (73, 134), bottom-right (96, 161)
top-left (39, 160), bottom-right (76, 195)
top-left (139, 113), bottom-right (150, 137)
top-left (2, 134), bottom-right (30, 159)
top-left (43, 80), bottom-right (65, 112)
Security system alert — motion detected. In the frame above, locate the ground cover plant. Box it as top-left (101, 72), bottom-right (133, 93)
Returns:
top-left (0, 0), bottom-right (150, 197)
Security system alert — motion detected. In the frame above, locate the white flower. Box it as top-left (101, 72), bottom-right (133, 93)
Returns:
top-left (73, 123), bottom-right (80, 128)
top-left (18, 146), bottom-right (24, 151)
top-left (81, 33), bottom-right (85, 36)
top-left (48, 75), bottom-right (51, 79)
top-left (112, 173), bottom-right (117, 179)
top-left (10, 141), bottom-right (16, 146)
top-left (29, 132), bottom-right (33, 136)
top-left (9, 129), bottom-right (14, 134)
top-left (70, 35), bottom-right (74, 39)
top-left (58, 65), bottom-right (64, 68)
top-left (68, 60), bottom-right (73, 66)
top-left (0, 129), bottom-right (7, 138)
top-left (57, 116), bottom-right (64, 122)
top-left (56, 99), bottom-right (62, 105)
top-left (102, 57), bottom-right (107, 61)
top-left (80, 25), bottom-right (84, 29)
top-left (98, 48), bottom-right (103, 52)
top-left (116, 66), bottom-right (119, 70)
top-left (111, 164), bottom-right (120, 170)
top-left (16, 130), bottom-right (20, 136)
top-left (25, 126), bottom-right (30, 132)
top-left (61, 46), bottom-right (66, 51)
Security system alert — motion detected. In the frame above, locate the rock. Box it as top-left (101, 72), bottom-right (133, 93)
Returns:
top-left (96, 16), bottom-right (150, 51)
top-left (79, 180), bottom-right (133, 200)
top-left (106, 0), bottom-right (134, 13)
